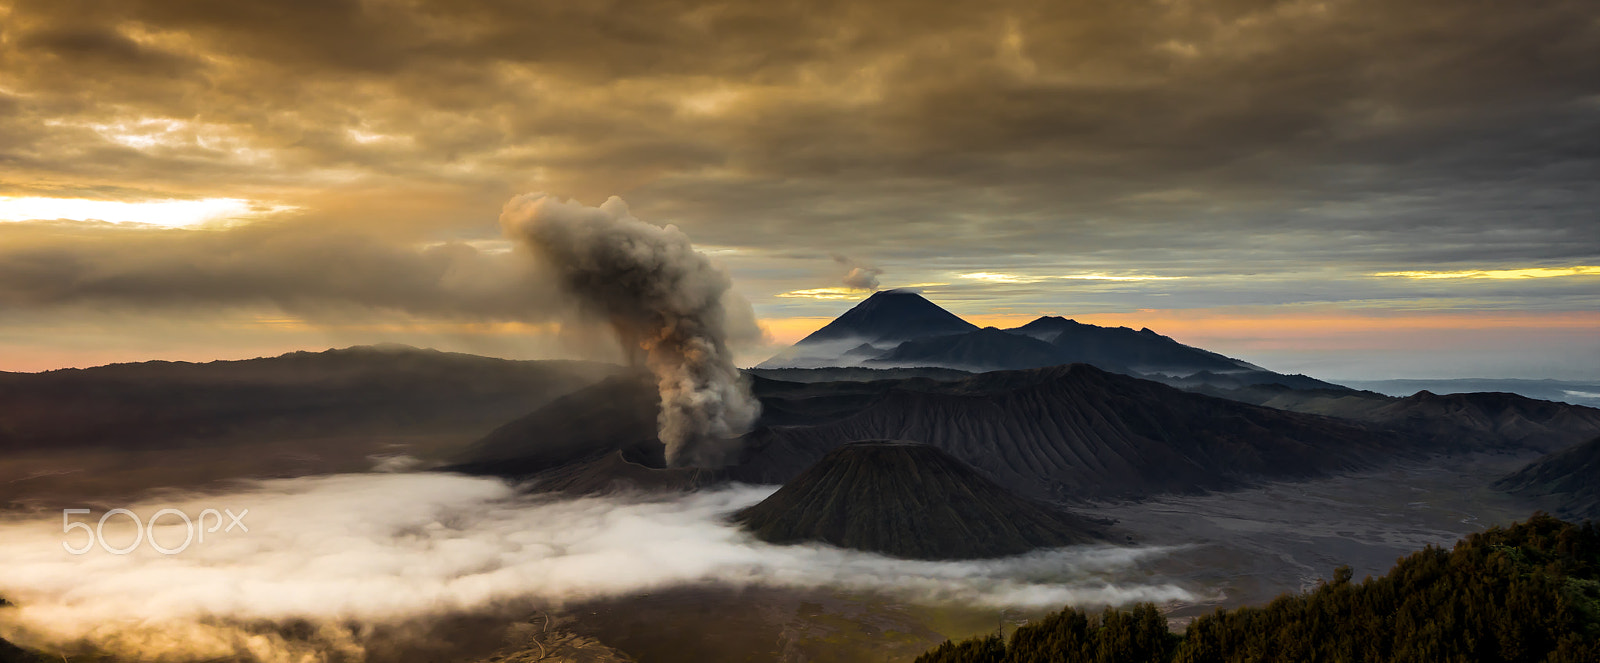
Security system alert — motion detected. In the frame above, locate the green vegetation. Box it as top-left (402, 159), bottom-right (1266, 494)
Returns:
top-left (917, 514), bottom-right (1600, 663)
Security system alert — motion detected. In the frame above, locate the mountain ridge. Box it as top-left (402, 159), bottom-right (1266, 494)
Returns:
top-left (730, 363), bottom-right (1400, 500)
top-left (757, 291), bottom-right (1344, 392)
top-left (1496, 435), bottom-right (1600, 521)
top-left (0, 345), bottom-right (617, 452)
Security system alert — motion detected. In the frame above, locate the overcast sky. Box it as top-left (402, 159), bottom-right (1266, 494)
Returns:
top-left (0, 0), bottom-right (1595, 379)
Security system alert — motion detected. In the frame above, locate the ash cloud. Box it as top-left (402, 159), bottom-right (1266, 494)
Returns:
top-left (834, 255), bottom-right (884, 291)
top-left (500, 194), bottom-right (759, 468)
top-left (0, 473), bottom-right (1192, 662)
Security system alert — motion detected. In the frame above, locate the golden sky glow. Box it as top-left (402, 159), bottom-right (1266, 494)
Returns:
top-left (0, 0), bottom-right (1594, 378)
top-left (775, 288), bottom-right (870, 300)
top-left (0, 196), bottom-right (287, 227)
top-left (1371, 266), bottom-right (1600, 280)
top-left (957, 272), bottom-right (1185, 284)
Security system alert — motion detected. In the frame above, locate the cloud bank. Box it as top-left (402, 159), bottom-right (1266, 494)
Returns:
top-left (0, 472), bottom-right (1191, 662)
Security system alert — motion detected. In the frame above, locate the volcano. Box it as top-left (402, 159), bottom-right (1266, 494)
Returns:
top-left (757, 289), bottom-right (979, 368)
top-left (756, 291), bottom-right (1343, 392)
top-left (734, 440), bottom-right (1107, 560)
top-left (453, 363), bottom-right (1410, 501)
top-left (732, 363), bottom-right (1401, 500)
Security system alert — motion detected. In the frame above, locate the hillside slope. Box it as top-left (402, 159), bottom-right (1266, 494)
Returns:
top-left (1364, 391), bottom-right (1600, 453)
top-left (1213, 385), bottom-right (1600, 453)
top-left (917, 514), bottom-right (1600, 663)
top-left (448, 374), bottom-right (662, 476)
top-left (734, 441), bottom-right (1106, 559)
top-left (733, 365), bottom-right (1401, 500)
top-left (1498, 436), bottom-right (1600, 521)
top-left (0, 345), bottom-right (615, 452)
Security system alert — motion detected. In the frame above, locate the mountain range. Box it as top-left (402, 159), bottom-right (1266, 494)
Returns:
top-left (0, 345), bottom-right (616, 452)
top-left (1203, 384), bottom-right (1600, 453)
top-left (451, 361), bottom-right (1600, 504)
top-left (1344, 378), bottom-right (1600, 409)
top-left (4, 299), bottom-right (1597, 558)
top-left (757, 289), bottom-right (1341, 392)
top-left (730, 364), bottom-right (1403, 500)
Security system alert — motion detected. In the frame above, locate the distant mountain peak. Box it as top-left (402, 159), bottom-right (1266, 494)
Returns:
top-left (823, 289), bottom-right (972, 332)
top-left (1018, 315), bottom-right (1076, 325)
top-left (757, 294), bottom-right (1317, 390)
top-left (827, 290), bottom-right (972, 330)
top-left (756, 289), bottom-right (978, 368)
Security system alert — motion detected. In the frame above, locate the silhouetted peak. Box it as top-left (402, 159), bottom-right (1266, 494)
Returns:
top-left (1013, 316), bottom-right (1083, 330)
top-left (792, 289), bottom-right (977, 346)
top-left (849, 289), bottom-right (949, 315)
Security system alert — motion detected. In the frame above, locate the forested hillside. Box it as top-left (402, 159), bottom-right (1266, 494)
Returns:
top-left (917, 514), bottom-right (1600, 663)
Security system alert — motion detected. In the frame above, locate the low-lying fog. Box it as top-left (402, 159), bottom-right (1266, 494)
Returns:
top-left (0, 470), bottom-right (1190, 662)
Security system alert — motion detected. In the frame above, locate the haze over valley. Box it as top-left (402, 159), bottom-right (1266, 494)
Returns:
top-left (1, 0), bottom-right (1598, 660)
top-left (2, 288), bottom-right (1598, 661)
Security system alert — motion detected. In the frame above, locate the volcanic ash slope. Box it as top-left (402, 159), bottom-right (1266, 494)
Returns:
top-left (734, 440), bottom-right (1107, 560)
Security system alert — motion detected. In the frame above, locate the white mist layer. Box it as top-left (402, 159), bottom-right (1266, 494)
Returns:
top-left (0, 472), bottom-right (1191, 660)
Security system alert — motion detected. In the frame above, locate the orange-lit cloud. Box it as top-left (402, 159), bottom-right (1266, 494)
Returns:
top-left (775, 288), bottom-right (868, 300)
top-left (1372, 266), bottom-right (1600, 280)
top-left (0, 0), bottom-right (1595, 377)
top-left (957, 272), bottom-right (1183, 284)
top-left (0, 197), bottom-right (292, 227)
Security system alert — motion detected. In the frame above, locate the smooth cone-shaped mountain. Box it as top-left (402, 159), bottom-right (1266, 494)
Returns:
top-left (758, 290), bottom-right (978, 368)
top-left (798, 289), bottom-right (978, 344)
top-left (1497, 435), bottom-right (1600, 521)
top-left (734, 440), bottom-right (1106, 560)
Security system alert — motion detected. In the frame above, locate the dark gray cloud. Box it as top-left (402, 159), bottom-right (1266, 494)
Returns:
top-left (0, 0), bottom-right (1595, 373)
top-left (0, 219), bottom-right (559, 320)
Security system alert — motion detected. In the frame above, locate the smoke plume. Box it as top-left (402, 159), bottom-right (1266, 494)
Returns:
top-left (834, 255), bottom-right (883, 291)
top-left (500, 194), bottom-right (759, 467)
